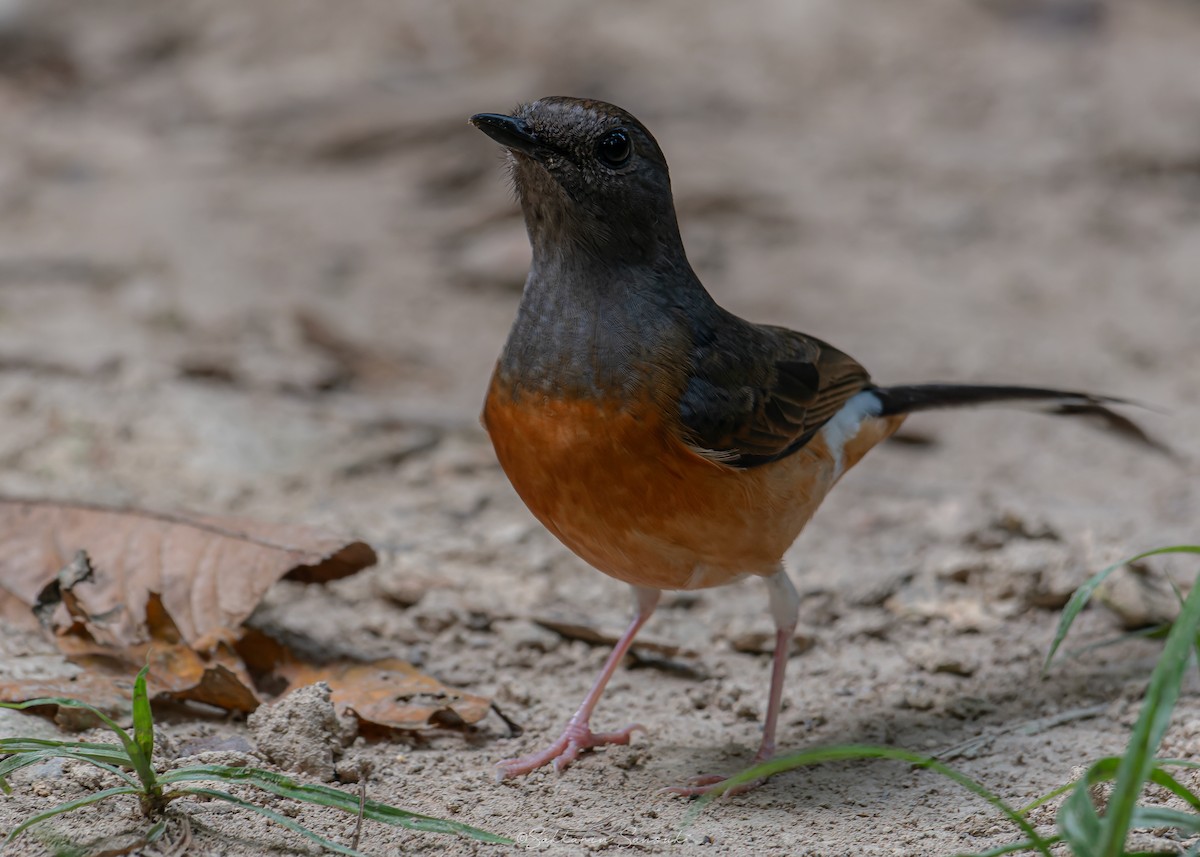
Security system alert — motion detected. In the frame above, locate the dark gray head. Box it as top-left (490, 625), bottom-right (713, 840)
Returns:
top-left (471, 97), bottom-right (684, 265)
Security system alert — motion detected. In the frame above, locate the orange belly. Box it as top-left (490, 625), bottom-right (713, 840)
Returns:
top-left (483, 374), bottom-right (904, 591)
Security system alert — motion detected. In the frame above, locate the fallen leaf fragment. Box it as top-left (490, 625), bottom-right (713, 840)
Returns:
top-left (0, 654), bottom-right (135, 728)
top-left (235, 630), bottom-right (488, 731)
top-left (139, 638), bottom-right (261, 712)
top-left (0, 499), bottom-right (376, 717)
top-left (0, 499), bottom-right (377, 649)
top-left (0, 499), bottom-right (493, 731)
top-left (279, 660), bottom-right (491, 731)
top-left (0, 642), bottom-right (262, 724)
top-left (32, 549), bottom-right (94, 630)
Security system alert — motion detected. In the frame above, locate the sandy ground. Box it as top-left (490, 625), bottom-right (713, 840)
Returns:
top-left (1, 0), bottom-right (1199, 854)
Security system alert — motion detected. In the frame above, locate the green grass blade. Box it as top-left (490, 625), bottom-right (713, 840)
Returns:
top-left (953, 835), bottom-right (1063, 857)
top-left (1, 738), bottom-right (111, 750)
top-left (1127, 805), bottom-right (1200, 834)
top-left (0, 751), bottom-right (134, 783)
top-left (1, 737), bottom-right (128, 755)
top-left (1098, 565), bottom-right (1200, 857)
top-left (0, 750), bottom-right (50, 780)
top-left (161, 766), bottom-right (510, 844)
top-left (1044, 546), bottom-right (1200, 671)
top-left (1017, 780), bottom-right (1075, 817)
top-left (1158, 573), bottom-right (1200, 670)
top-left (681, 744), bottom-right (1053, 857)
top-left (145, 816), bottom-right (168, 844)
top-left (1147, 767), bottom-right (1200, 811)
top-left (0, 696), bottom-right (155, 792)
top-left (1154, 758), bottom-right (1200, 770)
top-left (3, 785), bottom-right (143, 844)
top-left (176, 787), bottom-right (369, 857)
top-left (1057, 776), bottom-right (1103, 857)
top-left (0, 747), bottom-right (139, 788)
top-left (130, 666), bottom-right (154, 768)
top-left (0, 740), bottom-right (133, 770)
top-left (50, 751), bottom-right (140, 787)
top-left (1041, 748), bottom-right (1200, 844)
top-left (0, 698), bottom-right (130, 738)
top-left (1020, 757), bottom-right (1125, 816)
top-left (1064, 624), bottom-right (1172, 661)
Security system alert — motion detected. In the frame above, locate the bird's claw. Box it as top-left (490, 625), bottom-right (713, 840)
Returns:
top-left (495, 720), bottom-right (644, 780)
top-left (662, 748), bottom-right (775, 797)
top-left (662, 773), bottom-right (768, 798)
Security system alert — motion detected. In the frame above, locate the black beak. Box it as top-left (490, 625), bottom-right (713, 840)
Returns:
top-left (470, 113), bottom-right (540, 157)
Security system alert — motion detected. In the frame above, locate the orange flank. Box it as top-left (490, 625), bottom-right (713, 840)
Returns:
top-left (483, 373), bottom-right (905, 592)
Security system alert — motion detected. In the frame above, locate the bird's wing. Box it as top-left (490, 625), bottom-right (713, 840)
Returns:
top-left (675, 322), bottom-right (873, 468)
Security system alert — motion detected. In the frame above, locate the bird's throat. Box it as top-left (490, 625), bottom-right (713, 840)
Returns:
top-left (495, 260), bottom-right (689, 401)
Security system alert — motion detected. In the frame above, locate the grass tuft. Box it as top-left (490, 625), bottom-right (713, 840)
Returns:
top-left (1044, 546), bottom-right (1200, 672)
top-left (683, 545), bottom-right (1200, 857)
top-left (1, 666), bottom-right (511, 854)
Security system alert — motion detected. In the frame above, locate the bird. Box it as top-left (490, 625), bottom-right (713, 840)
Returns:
top-left (469, 96), bottom-right (1159, 795)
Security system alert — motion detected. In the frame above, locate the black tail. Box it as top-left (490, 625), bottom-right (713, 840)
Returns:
top-left (871, 384), bottom-right (1169, 454)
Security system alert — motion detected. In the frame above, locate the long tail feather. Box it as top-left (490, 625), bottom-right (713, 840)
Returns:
top-left (871, 384), bottom-right (1169, 454)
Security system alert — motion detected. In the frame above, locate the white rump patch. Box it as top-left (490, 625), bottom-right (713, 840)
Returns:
top-left (819, 391), bottom-right (883, 479)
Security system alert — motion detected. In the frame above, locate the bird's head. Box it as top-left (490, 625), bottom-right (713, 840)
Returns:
top-left (471, 97), bottom-right (682, 264)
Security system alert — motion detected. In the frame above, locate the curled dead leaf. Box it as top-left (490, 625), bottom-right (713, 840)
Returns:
top-left (0, 500), bottom-right (375, 717)
top-left (278, 660), bottom-right (491, 732)
top-left (0, 499), bottom-right (493, 732)
top-left (0, 499), bottom-right (376, 650)
top-left (0, 656), bottom-right (136, 728)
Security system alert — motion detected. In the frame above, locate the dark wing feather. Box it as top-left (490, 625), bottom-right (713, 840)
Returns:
top-left (676, 319), bottom-right (873, 468)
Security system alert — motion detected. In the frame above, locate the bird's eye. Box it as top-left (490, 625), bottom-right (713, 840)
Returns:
top-left (596, 130), bottom-right (632, 167)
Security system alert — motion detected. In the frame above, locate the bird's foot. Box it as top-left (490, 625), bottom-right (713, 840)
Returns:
top-left (494, 720), bottom-right (644, 780)
top-left (662, 747), bottom-right (776, 797)
top-left (662, 772), bottom-right (768, 798)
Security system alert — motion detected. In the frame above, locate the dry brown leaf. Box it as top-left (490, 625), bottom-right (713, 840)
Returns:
top-left (278, 659), bottom-right (491, 731)
top-left (20, 579), bottom-right (264, 713)
top-left (0, 499), bottom-right (379, 717)
top-left (0, 499), bottom-right (376, 650)
top-left (0, 656), bottom-right (136, 728)
top-left (140, 639), bottom-right (262, 712)
top-left (232, 629), bottom-right (487, 731)
top-left (0, 641), bottom-right (262, 723)
top-left (0, 499), bottom-right (493, 729)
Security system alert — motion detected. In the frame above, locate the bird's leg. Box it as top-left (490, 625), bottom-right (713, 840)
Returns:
top-left (667, 568), bottom-right (800, 797)
top-left (495, 586), bottom-right (661, 780)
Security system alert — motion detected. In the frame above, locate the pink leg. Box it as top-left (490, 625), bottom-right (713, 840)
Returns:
top-left (667, 569), bottom-right (799, 797)
top-left (756, 624), bottom-right (792, 762)
top-left (495, 586), bottom-right (661, 780)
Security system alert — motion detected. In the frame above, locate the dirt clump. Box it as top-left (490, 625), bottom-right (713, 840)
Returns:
top-left (248, 681), bottom-right (356, 782)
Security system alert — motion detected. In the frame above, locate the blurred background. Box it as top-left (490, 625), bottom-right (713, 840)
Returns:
top-left (1, 5), bottom-right (1199, 850)
top-left (0, 0), bottom-right (1195, 524)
